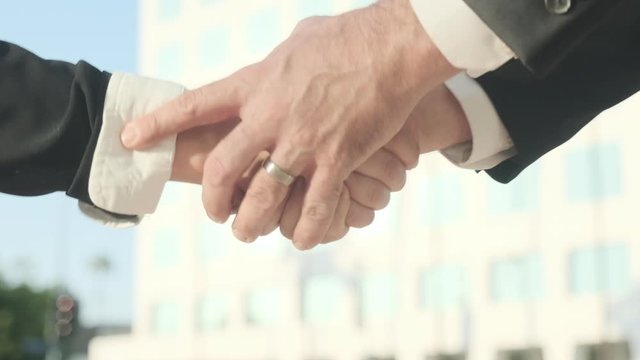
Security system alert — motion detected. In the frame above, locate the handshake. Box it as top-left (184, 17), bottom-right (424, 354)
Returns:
top-left (122, 82), bottom-right (470, 250)
top-left (111, 1), bottom-right (475, 251)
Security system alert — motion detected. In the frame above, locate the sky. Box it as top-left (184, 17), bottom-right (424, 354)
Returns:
top-left (0, 0), bottom-right (138, 326)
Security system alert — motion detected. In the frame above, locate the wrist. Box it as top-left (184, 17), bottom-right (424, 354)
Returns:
top-left (411, 85), bottom-right (471, 153)
top-left (370, 0), bottom-right (459, 95)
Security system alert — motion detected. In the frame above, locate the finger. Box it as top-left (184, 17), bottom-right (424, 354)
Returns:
top-left (322, 186), bottom-right (351, 244)
top-left (279, 179), bottom-right (306, 241)
top-left (345, 172), bottom-right (391, 211)
top-left (202, 123), bottom-right (270, 224)
top-left (231, 148), bottom-right (305, 243)
top-left (346, 201), bottom-right (375, 228)
top-left (293, 169), bottom-right (342, 251)
top-left (260, 196), bottom-right (289, 236)
top-left (384, 125), bottom-right (421, 170)
top-left (121, 76), bottom-right (244, 149)
top-left (355, 149), bottom-right (407, 192)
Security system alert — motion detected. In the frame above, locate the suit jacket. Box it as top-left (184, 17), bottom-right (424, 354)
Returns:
top-left (0, 41), bottom-right (109, 205)
top-left (478, 1), bottom-right (640, 183)
top-left (463, 0), bottom-right (634, 74)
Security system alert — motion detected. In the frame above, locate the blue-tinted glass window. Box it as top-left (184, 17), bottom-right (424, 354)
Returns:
top-left (488, 164), bottom-right (539, 214)
top-left (421, 265), bottom-right (468, 310)
top-left (199, 222), bottom-right (227, 261)
top-left (200, 26), bottom-right (231, 68)
top-left (303, 275), bottom-right (345, 324)
top-left (157, 43), bottom-right (185, 81)
top-left (361, 273), bottom-right (398, 318)
top-left (197, 293), bottom-right (228, 332)
top-left (246, 287), bottom-right (282, 325)
top-left (298, 0), bottom-right (335, 17)
top-left (153, 229), bottom-right (181, 268)
top-left (570, 243), bottom-right (631, 296)
top-left (247, 7), bottom-right (283, 57)
top-left (491, 254), bottom-right (544, 302)
top-left (158, 0), bottom-right (182, 21)
top-left (422, 174), bottom-right (465, 226)
top-left (566, 143), bottom-right (622, 202)
top-left (151, 301), bottom-right (181, 335)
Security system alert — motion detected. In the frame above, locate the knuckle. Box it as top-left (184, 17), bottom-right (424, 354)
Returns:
top-left (384, 158), bottom-right (406, 191)
top-left (348, 209), bottom-right (374, 228)
top-left (304, 201), bottom-right (332, 221)
top-left (246, 183), bottom-right (278, 211)
top-left (176, 89), bottom-right (202, 119)
top-left (368, 187), bottom-right (390, 210)
top-left (204, 155), bottom-right (232, 187)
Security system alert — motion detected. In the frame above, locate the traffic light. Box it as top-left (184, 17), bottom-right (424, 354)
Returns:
top-left (55, 294), bottom-right (76, 337)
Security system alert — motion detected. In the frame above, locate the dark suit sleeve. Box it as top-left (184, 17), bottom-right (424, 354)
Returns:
top-left (0, 40), bottom-right (109, 204)
top-left (462, 0), bottom-right (631, 74)
top-left (478, 8), bottom-right (640, 183)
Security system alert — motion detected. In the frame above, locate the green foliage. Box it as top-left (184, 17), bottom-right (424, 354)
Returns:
top-left (0, 279), bottom-right (56, 360)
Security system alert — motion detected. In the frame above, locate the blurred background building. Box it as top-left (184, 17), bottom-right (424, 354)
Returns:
top-left (1, 1), bottom-right (638, 360)
top-left (88, 1), bottom-right (640, 360)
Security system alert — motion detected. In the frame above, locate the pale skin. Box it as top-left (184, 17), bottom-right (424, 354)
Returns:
top-left (169, 84), bottom-right (470, 248)
top-left (123, 0), bottom-right (461, 249)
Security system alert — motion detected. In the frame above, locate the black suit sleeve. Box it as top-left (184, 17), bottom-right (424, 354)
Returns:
top-left (462, 0), bottom-right (632, 74)
top-left (0, 40), bottom-right (109, 204)
top-left (478, 7), bottom-right (640, 183)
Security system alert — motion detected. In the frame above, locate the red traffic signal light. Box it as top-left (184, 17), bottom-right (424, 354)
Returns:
top-left (55, 294), bottom-right (76, 337)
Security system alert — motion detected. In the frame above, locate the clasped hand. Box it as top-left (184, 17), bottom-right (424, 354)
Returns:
top-left (121, 0), bottom-right (458, 250)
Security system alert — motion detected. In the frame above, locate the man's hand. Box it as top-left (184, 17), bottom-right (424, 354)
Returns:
top-left (122, 0), bottom-right (457, 249)
top-left (167, 119), bottom-right (416, 248)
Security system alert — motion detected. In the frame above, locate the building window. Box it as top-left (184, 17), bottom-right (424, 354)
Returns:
top-left (153, 229), bottom-right (181, 269)
top-left (488, 164), bottom-right (539, 214)
top-left (246, 287), bottom-right (282, 326)
top-left (158, 0), bottom-right (182, 21)
top-left (361, 273), bottom-right (398, 319)
top-left (303, 275), bottom-right (346, 324)
top-left (426, 354), bottom-right (466, 360)
top-left (200, 26), bottom-right (231, 68)
top-left (497, 347), bottom-right (544, 360)
top-left (421, 265), bottom-right (468, 310)
top-left (569, 243), bottom-right (631, 296)
top-left (491, 254), bottom-right (544, 302)
top-left (196, 293), bottom-right (228, 332)
top-left (156, 43), bottom-right (185, 81)
top-left (298, 0), bottom-right (335, 17)
top-left (199, 222), bottom-right (227, 261)
top-left (151, 301), bottom-right (181, 335)
top-left (576, 342), bottom-right (631, 360)
top-left (420, 174), bottom-right (465, 227)
top-left (247, 7), bottom-right (283, 57)
top-left (566, 143), bottom-right (622, 202)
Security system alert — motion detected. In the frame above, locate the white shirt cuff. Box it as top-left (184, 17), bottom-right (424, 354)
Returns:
top-left (88, 73), bottom-right (186, 219)
top-left (410, 0), bottom-right (515, 77)
top-left (440, 74), bottom-right (517, 170)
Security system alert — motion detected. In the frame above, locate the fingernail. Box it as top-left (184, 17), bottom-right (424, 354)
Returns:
top-left (233, 228), bottom-right (256, 243)
top-left (121, 125), bottom-right (139, 147)
top-left (208, 212), bottom-right (226, 224)
top-left (294, 239), bottom-right (312, 251)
